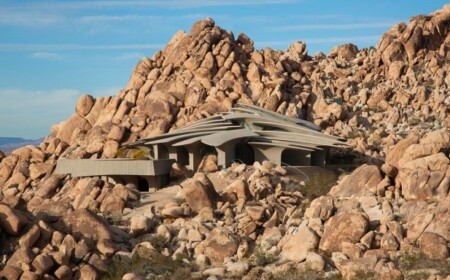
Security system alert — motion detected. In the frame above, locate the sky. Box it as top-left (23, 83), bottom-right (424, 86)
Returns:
top-left (0, 0), bottom-right (447, 139)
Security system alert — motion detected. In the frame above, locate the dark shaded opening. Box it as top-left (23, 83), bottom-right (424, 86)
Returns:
top-left (200, 144), bottom-right (217, 157)
top-left (138, 176), bottom-right (149, 192)
top-left (176, 146), bottom-right (189, 165)
top-left (311, 150), bottom-right (328, 166)
top-left (281, 149), bottom-right (311, 166)
top-left (235, 143), bottom-right (254, 164)
top-left (156, 144), bottom-right (169, 159)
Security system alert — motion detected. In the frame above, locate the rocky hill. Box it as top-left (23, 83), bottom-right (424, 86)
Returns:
top-left (0, 5), bottom-right (449, 280)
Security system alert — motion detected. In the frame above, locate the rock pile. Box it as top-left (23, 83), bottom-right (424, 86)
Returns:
top-left (0, 4), bottom-right (449, 280)
top-left (116, 129), bottom-right (449, 279)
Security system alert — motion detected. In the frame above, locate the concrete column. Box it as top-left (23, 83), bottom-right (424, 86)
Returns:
top-left (153, 144), bottom-right (169, 159)
top-left (252, 146), bottom-right (285, 164)
top-left (168, 146), bottom-right (178, 161)
top-left (186, 142), bottom-right (204, 171)
top-left (216, 139), bottom-right (241, 168)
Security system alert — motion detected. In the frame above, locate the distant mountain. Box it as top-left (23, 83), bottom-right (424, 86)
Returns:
top-left (0, 137), bottom-right (43, 154)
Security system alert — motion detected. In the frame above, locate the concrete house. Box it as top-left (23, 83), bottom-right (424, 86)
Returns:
top-left (55, 104), bottom-right (348, 190)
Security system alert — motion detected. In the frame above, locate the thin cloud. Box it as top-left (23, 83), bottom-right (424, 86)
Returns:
top-left (79, 13), bottom-right (229, 24)
top-left (0, 44), bottom-right (165, 51)
top-left (113, 52), bottom-right (146, 60)
top-left (0, 88), bottom-right (81, 138)
top-left (79, 15), bottom-right (161, 24)
top-left (11, 0), bottom-right (297, 10)
top-left (0, 88), bottom-right (80, 110)
top-left (30, 52), bottom-right (62, 60)
top-left (0, 11), bottom-right (63, 26)
top-left (268, 23), bottom-right (394, 32)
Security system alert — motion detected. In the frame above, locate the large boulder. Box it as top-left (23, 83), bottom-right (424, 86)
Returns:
top-left (181, 174), bottom-right (220, 212)
top-left (398, 129), bottom-right (450, 168)
top-left (0, 203), bottom-right (28, 236)
top-left (304, 195), bottom-right (335, 221)
top-left (63, 209), bottom-right (113, 242)
top-left (76, 94), bottom-right (95, 116)
top-left (35, 175), bottom-right (61, 199)
top-left (29, 163), bottom-right (54, 180)
top-left (281, 226), bottom-right (320, 262)
top-left (6, 247), bottom-right (35, 269)
top-left (385, 133), bottom-right (419, 169)
top-left (329, 165), bottom-right (382, 197)
top-left (418, 232), bottom-right (449, 259)
top-left (196, 227), bottom-right (239, 265)
top-left (319, 212), bottom-right (369, 253)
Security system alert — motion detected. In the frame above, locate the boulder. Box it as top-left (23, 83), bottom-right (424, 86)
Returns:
top-left (18, 223), bottom-right (41, 248)
top-left (0, 265), bottom-right (21, 280)
top-left (398, 169), bottom-right (448, 201)
top-left (57, 114), bottom-right (92, 144)
top-left (197, 227), bottom-right (239, 265)
top-left (418, 232), bottom-right (449, 259)
top-left (406, 212), bottom-right (434, 241)
top-left (281, 226), bottom-right (320, 262)
top-left (63, 208), bottom-right (113, 241)
top-left (181, 177), bottom-right (220, 212)
top-left (305, 195), bottom-right (335, 221)
top-left (6, 247), bottom-right (35, 269)
top-left (54, 265), bottom-right (73, 280)
top-left (76, 264), bottom-right (100, 280)
top-left (198, 154), bottom-right (219, 172)
top-left (130, 215), bottom-right (154, 236)
top-left (76, 94), bottom-right (95, 116)
top-left (29, 163), bottom-right (53, 180)
top-left (305, 252), bottom-right (326, 272)
top-left (329, 165), bottom-right (382, 197)
top-left (246, 205), bottom-right (265, 221)
top-left (99, 193), bottom-right (126, 212)
top-left (398, 129), bottom-right (450, 167)
top-left (97, 238), bottom-right (118, 257)
top-left (338, 257), bottom-right (377, 279)
top-left (319, 212), bottom-right (369, 253)
top-left (0, 203), bottom-right (27, 236)
top-left (385, 133), bottom-right (419, 169)
top-left (35, 175), bottom-right (61, 199)
top-left (225, 179), bottom-right (252, 203)
top-left (31, 253), bottom-right (54, 275)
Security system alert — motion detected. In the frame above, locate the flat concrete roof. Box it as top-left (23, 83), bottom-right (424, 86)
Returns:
top-left (54, 158), bottom-right (174, 177)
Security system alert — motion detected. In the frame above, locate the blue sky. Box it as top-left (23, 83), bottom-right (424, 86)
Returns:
top-left (0, 0), bottom-right (447, 139)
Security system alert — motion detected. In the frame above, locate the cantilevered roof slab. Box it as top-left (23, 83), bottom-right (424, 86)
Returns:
top-left (201, 129), bottom-right (258, 146)
top-left (142, 125), bottom-right (241, 144)
top-left (125, 103), bottom-right (348, 165)
top-left (248, 141), bottom-right (315, 151)
top-left (232, 103), bottom-right (321, 131)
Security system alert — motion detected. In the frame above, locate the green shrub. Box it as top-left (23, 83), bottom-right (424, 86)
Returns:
top-left (145, 235), bottom-right (168, 252)
top-left (103, 248), bottom-right (194, 280)
top-left (271, 267), bottom-right (343, 280)
top-left (131, 149), bottom-right (149, 160)
top-left (397, 251), bottom-right (450, 276)
top-left (249, 247), bottom-right (278, 266)
top-left (115, 147), bottom-right (129, 158)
